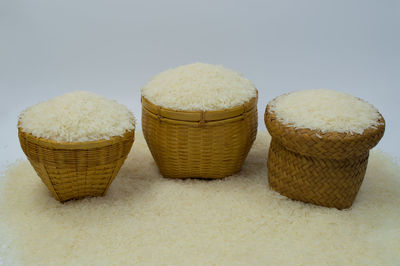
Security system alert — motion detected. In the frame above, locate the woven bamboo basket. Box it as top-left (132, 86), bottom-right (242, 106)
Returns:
top-left (18, 127), bottom-right (135, 202)
top-left (141, 94), bottom-right (258, 179)
top-left (265, 105), bottom-right (385, 209)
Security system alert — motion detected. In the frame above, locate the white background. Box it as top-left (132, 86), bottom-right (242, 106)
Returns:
top-left (0, 0), bottom-right (399, 166)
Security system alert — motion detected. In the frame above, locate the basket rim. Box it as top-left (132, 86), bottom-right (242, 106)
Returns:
top-left (265, 104), bottom-right (385, 159)
top-left (141, 92), bottom-right (258, 123)
top-left (265, 104), bottom-right (385, 142)
top-left (18, 126), bottom-right (135, 150)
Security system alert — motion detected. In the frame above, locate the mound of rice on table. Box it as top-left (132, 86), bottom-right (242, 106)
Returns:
top-left (18, 91), bottom-right (136, 202)
top-left (141, 63), bottom-right (258, 179)
top-left (265, 89), bottom-right (385, 209)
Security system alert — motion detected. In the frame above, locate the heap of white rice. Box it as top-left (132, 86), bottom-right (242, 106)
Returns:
top-left (18, 91), bottom-right (135, 142)
top-left (270, 89), bottom-right (382, 134)
top-left (141, 63), bottom-right (257, 111)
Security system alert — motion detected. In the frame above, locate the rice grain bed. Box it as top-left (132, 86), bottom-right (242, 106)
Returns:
top-left (141, 63), bottom-right (257, 111)
top-left (18, 91), bottom-right (135, 142)
top-left (1, 132), bottom-right (400, 265)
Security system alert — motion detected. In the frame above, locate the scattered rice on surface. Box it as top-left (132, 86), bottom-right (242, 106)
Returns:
top-left (0, 132), bottom-right (399, 265)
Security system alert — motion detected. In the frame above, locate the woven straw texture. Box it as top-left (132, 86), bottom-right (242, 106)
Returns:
top-left (141, 95), bottom-right (258, 179)
top-left (265, 105), bottom-right (385, 209)
top-left (18, 128), bottom-right (135, 202)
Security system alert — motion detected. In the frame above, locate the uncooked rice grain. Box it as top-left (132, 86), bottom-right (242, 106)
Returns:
top-left (141, 63), bottom-right (257, 111)
top-left (18, 91), bottom-right (135, 142)
top-left (270, 89), bottom-right (382, 134)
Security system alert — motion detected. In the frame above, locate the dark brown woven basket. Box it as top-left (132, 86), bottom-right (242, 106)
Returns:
top-left (19, 128), bottom-right (135, 202)
top-left (265, 105), bottom-right (385, 209)
top-left (142, 95), bottom-right (258, 179)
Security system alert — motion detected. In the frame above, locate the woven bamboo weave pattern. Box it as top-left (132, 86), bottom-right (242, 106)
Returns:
top-left (265, 105), bottom-right (385, 209)
top-left (268, 140), bottom-right (368, 209)
top-left (18, 128), bottom-right (135, 202)
top-left (142, 96), bottom-right (258, 179)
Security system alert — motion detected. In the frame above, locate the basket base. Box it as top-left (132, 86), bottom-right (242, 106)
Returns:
top-left (28, 158), bottom-right (126, 202)
top-left (142, 104), bottom-right (258, 179)
top-left (267, 139), bottom-right (369, 209)
top-left (19, 128), bottom-right (135, 202)
top-left (143, 124), bottom-right (254, 179)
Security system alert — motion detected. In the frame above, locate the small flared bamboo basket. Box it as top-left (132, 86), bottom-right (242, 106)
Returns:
top-left (141, 94), bottom-right (258, 179)
top-left (265, 105), bottom-right (385, 209)
top-left (18, 127), bottom-right (135, 202)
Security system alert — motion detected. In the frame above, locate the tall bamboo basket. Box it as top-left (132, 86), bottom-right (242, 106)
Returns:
top-left (265, 105), bottom-right (385, 209)
top-left (18, 127), bottom-right (135, 202)
top-left (141, 94), bottom-right (258, 179)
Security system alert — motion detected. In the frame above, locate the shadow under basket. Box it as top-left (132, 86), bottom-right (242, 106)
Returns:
top-left (264, 105), bottom-right (385, 209)
top-left (18, 128), bottom-right (135, 202)
top-left (141, 95), bottom-right (258, 179)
